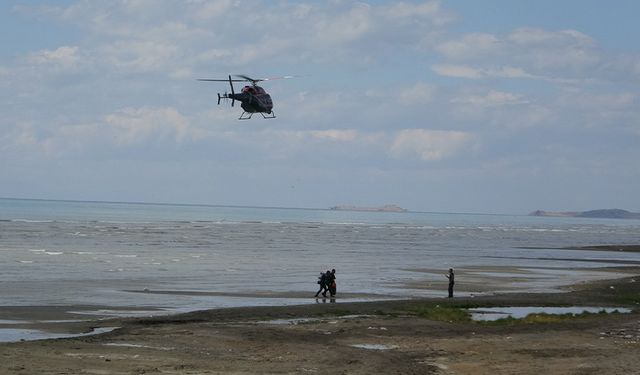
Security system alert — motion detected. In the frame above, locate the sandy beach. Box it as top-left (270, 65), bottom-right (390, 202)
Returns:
top-left (1, 259), bottom-right (640, 374)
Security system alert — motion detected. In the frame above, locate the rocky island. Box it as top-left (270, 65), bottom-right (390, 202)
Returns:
top-left (530, 208), bottom-right (640, 219)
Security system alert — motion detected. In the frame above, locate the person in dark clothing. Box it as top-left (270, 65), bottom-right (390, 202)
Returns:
top-left (314, 271), bottom-right (328, 297)
top-left (445, 268), bottom-right (455, 298)
top-left (327, 269), bottom-right (337, 297)
top-left (321, 269), bottom-right (333, 297)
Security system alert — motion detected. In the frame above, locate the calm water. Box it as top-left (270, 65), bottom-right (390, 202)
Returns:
top-left (1, 198), bottom-right (640, 312)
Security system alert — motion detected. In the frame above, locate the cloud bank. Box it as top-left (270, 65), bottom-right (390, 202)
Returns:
top-left (1, 1), bottom-right (639, 213)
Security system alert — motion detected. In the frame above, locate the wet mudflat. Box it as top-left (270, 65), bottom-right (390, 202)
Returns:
top-left (1, 275), bottom-right (640, 374)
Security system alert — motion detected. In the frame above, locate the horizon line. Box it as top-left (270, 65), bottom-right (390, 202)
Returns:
top-left (0, 196), bottom-right (518, 217)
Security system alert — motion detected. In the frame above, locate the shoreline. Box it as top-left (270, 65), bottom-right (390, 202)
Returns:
top-left (1, 262), bottom-right (638, 341)
top-left (1, 271), bottom-right (640, 373)
top-left (518, 244), bottom-right (640, 252)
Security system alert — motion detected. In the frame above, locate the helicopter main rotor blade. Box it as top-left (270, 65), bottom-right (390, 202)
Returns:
top-left (260, 75), bottom-right (299, 81)
top-left (234, 75), bottom-right (256, 81)
top-left (234, 74), bottom-right (262, 84)
top-left (198, 78), bottom-right (247, 82)
top-left (200, 75), bottom-right (301, 83)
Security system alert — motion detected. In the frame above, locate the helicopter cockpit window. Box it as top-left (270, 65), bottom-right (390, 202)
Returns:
top-left (242, 86), bottom-right (256, 94)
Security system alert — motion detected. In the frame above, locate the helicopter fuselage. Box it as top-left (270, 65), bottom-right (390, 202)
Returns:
top-left (228, 85), bottom-right (273, 114)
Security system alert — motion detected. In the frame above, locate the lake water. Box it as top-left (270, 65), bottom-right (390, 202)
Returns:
top-left (469, 306), bottom-right (632, 321)
top-left (1, 198), bottom-right (640, 313)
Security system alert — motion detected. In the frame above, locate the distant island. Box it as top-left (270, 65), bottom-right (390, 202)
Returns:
top-left (330, 204), bottom-right (408, 213)
top-left (529, 209), bottom-right (640, 219)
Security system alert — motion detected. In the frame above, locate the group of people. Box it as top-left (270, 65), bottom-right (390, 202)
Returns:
top-left (313, 268), bottom-right (455, 298)
top-left (314, 269), bottom-right (337, 298)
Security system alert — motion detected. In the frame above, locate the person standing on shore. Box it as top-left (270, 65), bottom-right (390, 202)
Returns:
top-left (328, 269), bottom-right (337, 297)
top-left (314, 271), bottom-right (328, 297)
top-left (445, 268), bottom-right (455, 298)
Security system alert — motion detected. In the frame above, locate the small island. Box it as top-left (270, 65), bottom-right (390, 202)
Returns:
top-left (529, 208), bottom-right (640, 219)
top-left (329, 204), bottom-right (408, 213)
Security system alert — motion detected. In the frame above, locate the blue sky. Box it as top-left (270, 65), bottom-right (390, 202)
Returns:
top-left (1, 1), bottom-right (639, 214)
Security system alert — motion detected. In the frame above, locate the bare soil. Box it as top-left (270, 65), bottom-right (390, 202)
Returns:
top-left (1, 274), bottom-right (640, 374)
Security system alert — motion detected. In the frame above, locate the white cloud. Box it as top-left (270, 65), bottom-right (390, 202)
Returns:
top-left (27, 1), bottom-right (452, 71)
top-left (310, 130), bottom-right (359, 142)
top-left (432, 64), bottom-right (534, 80)
top-left (493, 66), bottom-right (534, 79)
top-left (451, 90), bottom-right (529, 107)
top-left (432, 64), bottom-right (482, 79)
top-left (435, 33), bottom-right (501, 60)
top-left (508, 28), bottom-right (594, 48)
top-left (105, 107), bottom-right (197, 145)
top-left (398, 83), bottom-right (437, 105)
top-left (435, 27), bottom-right (600, 77)
top-left (517, 28), bottom-right (598, 69)
top-left (3, 1), bottom-right (639, 212)
top-left (100, 41), bottom-right (178, 72)
top-left (202, 128), bottom-right (375, 162)
top-left (555, 90), bottom-right (636, 110)
top-left (2, 107), bottom-right (203, 158)
top-left (11, 123), bottom-right (40, 148)
top-left (27, 46), bottom-right (80, 67)
top-left (383, 1), bottom-right (454, 26)
top-left (231, 128), bottom-right (379, 149)
top-left (188, 0), bottom-right (235, 21)
top-left (553, 91), bottom-right (638, 129)
top-left (2, 121), bottom-right (97, 158)
top-left (389, 129), bottom-right (474, 161)
top-left (315, 3), bottom-right (372, 44)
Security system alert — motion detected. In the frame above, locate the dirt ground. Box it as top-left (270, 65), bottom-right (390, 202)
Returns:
top-left (1, 273), bottom-right (640, 374)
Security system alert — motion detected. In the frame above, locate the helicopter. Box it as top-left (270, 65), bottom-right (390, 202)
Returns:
top-left (198, 74), bottom-right (293, 120)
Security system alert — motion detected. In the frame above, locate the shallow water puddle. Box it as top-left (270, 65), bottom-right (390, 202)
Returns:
top-left (0, 319), bottom-right (25, 324)
top-left (0, 326), bottom-right (118, 343)
top-left (68, 309), bottom-right (165, 318)
top-left (0, 319), bottom-right (88, 325)
top-left (350, 344), bottom-right (398, 350)
top-left (257, 318), bottom-right (318, 325)
top-left (469, 306), bottom-right (631, 321)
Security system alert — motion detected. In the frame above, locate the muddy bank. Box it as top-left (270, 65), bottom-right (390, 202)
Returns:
top-left (1, 274), bottom-right (640, 374)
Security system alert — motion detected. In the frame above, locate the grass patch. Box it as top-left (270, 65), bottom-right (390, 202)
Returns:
top-left (413, 305), bottom-right (472, 322)
top-left (607, 294), bottom-right (640, 306)
top-left (410, 303), bottom-right (628, 325)
top-left (483, 310), bottom-right (615, 326)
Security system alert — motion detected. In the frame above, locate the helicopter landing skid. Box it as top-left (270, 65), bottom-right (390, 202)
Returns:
top-left (238, 111), bottom-right (276, 120)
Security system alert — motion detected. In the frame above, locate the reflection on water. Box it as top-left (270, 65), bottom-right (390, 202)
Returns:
top-left (0, 326), bottom-right (119, 343)
top-left (350, 344), bottom-right (398, 350)
top-left (469, 306), bottom-right (632, 321)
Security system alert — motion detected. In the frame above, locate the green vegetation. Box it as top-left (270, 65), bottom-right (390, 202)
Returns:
top-left (482, 310), bottom-right (616, 326)
top-left (410, 303), bottom-right (626, 325)
top-left (412, 305), bottom-right (472, 323)
top-left (607, 293), bottom-right (640, 306)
